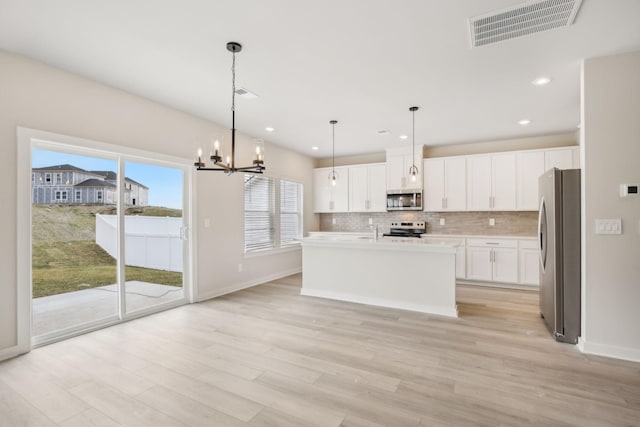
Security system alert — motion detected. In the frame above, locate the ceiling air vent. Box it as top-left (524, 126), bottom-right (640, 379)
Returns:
top-left (469, 0), bottom-right (583, 47)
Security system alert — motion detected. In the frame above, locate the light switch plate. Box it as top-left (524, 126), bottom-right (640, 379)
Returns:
top-left (489, 218), bottom-right (495, 226)
top-left (332, 218), bottom-right (336, 225)
top-left (439, 218), bottom-right (445, 226)
top-left (595, 219), bottom-right (622, 235)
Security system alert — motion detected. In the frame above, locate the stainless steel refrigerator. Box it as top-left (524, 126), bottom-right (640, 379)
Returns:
top-left (538, 168), bottom-right (581, 344)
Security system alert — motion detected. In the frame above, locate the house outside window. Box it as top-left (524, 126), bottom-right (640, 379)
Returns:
top-left (55, 173), bottom-right (62, 184)
top-left (75, 190), bottom-right (81, 201)
top-left (61, 191), bottom-right (67, 201)
top-left (45, 173), bottom-right (51, 184)
top-left (55, 191), bottom-right (61, 201)
top-left (97, 190), bottom-right (103, 201)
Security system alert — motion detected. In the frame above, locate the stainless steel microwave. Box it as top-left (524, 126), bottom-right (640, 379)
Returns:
top-left (386, 190), bottom-right (423, 211)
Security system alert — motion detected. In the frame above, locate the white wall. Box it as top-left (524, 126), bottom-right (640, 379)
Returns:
top-left (581, 50), bottom-right (640, 362)
top-left (0, 51), bottom-right (317, 357)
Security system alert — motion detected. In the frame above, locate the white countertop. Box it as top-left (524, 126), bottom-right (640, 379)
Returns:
top-left (307, 231), bottom-right (536, 241)
top-left (302, 234), bottom-right (461, 253)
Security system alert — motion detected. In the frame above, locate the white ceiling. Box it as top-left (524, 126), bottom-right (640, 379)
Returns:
top-left (1, 0), bottom-right (639, 158)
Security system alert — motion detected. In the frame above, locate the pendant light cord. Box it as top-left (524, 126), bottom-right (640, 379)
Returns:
top-left (231, 51), bottom-right (236, 113)
top-left (412, 108), bottom-right (415, 167)
top-left (332, 122), bottom-right (335, 174)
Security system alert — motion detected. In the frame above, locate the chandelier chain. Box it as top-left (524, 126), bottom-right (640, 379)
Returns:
top-left (231, 51), bottom-right (236, 112)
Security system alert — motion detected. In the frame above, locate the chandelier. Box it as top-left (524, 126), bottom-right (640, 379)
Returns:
top-left (328, 120), bottom-right (338, 186)
top-left (194, 41), bottom-right (265, 174)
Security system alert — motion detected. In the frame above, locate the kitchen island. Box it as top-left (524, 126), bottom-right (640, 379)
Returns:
top-left (301, 234), bottom-right (461, 317)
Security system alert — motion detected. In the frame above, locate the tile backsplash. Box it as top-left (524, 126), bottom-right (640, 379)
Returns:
top-left (318, 211), bottom-right (538, 236)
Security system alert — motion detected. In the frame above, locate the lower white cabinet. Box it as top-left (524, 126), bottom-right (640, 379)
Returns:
top-left (518, 239), bottom-right (540, 285)
top-left (466, 239), bottom-right (518, 284)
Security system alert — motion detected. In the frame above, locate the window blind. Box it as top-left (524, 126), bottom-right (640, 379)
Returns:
top-left (280, 180), bottom-right (302, 246)
top-left (244, 174), bottom-right (275, 252)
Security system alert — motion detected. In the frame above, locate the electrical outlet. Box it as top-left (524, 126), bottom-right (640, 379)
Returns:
top-left (238, 263), bottom-right (243, 272)
top-left (489, 218), bottom-right (495, 226)
top-left (439, 218), bottom-right (445, 226)
top-left (204, 218), bottom-right (211, 228)
top-left (332, 218), bottom-right (336, 225)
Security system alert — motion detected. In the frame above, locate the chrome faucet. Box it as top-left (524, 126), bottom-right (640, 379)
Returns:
top-left (371, 224), bottom-right (379, 240)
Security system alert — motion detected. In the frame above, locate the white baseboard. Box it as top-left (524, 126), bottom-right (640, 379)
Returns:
top-left (579, 338), bottom-right (640, 363)
top-left (300, 288), bottom-right (458, 318)
top-left (0, 343), bottom-right (29, 363)
top-left (196, 268), bottom-right (302, 302)
top-left (457, 280), bottom-right (539, 291)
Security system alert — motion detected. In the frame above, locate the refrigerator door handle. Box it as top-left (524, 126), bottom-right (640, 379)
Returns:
top-left (538, 197), bottom-right (548, 273)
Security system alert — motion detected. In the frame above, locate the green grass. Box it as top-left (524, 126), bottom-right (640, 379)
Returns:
top-left (32, 204), bottom-right (183, 298)
top-left (32, 240), bottom-right (182, 298)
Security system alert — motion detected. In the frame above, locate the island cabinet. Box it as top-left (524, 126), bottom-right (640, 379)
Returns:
top-left (466, 153), bottom-right (517, 211)
top-left (386, 146), bottom-right (424, 190)
top-left (313, 166), bottom-right (349, 213)
top-left (348, 163), bottom-right (386, 212)
top-left (466, 238), bottom-right (518, 284)
top-left (424, 157), bottom-right (466, 211)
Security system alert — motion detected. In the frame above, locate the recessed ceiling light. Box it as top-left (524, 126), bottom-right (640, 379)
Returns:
top-left (518, 119), bottom-right (531, 126)
top-left (311, 146), bottom-right (319, 151)
top-left (265, 127), bottom-right (275, 132)
top-left (399, 135), bottom-right (408, 140)
top-left (532, 76), bottom-right (552, 86)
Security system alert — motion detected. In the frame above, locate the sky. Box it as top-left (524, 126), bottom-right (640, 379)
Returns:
top-left (32, 149), bottom-right (184, 209)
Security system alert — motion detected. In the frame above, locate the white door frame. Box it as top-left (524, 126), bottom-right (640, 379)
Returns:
top-left (17, 126), bottom-right (195, 351)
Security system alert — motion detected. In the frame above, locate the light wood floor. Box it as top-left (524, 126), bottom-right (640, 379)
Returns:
top-left (1, 274), bottom-right (639, 426)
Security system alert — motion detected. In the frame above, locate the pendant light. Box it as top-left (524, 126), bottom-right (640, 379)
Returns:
top-left (408, 106), bottom-right (419, 182)
top-left (328, 120), bottom-right (338, 186)
top-left (194, 41), bottom-right (265, 174)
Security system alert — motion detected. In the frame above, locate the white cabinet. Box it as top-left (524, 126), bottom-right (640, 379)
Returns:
top-left (466, 154), bottom-right (516, 210)
top-left (516, 151), bottom-right (545, 211)
top-left (313, 166), bottom-right (349, 213)
top-left (424, 157), bottom-right (466, 211)
top-left (349, 163), bottom-right (386, 212)
top-left (455, 244), bottom-right (466, 279)
top-left (518, 239), bottom-right (540, 286)
top-left (466, 238), bottom-right (518, 283)
top-left (386, 146), bottom-right (423, 190)
top-left (545, 147), bottom-right (579, 171)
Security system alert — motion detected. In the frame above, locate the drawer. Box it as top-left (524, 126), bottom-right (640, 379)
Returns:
top-left (519, 239), bottom-right (538, 250)
top-left (466, 238), bottom-right (517, 248)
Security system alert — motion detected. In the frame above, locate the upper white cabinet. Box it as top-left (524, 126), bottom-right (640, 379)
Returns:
top-left (516, 151), bottom-right (545, 211)
top-left (424, 157), bottom-right (466, 211)
top-left (545, 147), bottom-right (579, 171)
top-left (349, 163), bottom-right (386, 212)
top-left (515, 147), bottom-right (579, 211)
top-left (386, 146), bottom-right (423, 190)
top-left (313, 166), bottom-right (349, 213)
top-left (466, 153), bottom-right (516, 210)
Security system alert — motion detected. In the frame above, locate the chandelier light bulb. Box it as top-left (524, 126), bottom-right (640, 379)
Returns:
top-left (331, 176), bottom-right (337, 186)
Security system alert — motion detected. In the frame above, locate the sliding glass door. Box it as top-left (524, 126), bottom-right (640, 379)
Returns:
top-left (30, 141), bottom-right (190, 345)
top-left (123, 161), bottom-right (185, 314)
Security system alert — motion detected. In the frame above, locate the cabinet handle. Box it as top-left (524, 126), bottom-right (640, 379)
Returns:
top-left (365, 200), bottom-right (370, 210)
top-left (442, 198), bottom-right (445, 209)
top-left (329, 201), bottom-right (334, 211)
top-left (444, 197), bottom-right (448, 209)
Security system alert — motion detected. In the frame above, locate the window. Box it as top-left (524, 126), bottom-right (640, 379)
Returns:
top-left (55, 191), bottom-right (61, 200)
top-left (244, 175), bottom-right (275, 252)
top-left (45, 173), bottom-right (51, 184)
top-left (280, 180), bottom-right (303, 246)
top-left (61, 191), bottom-right (67, 201)
top-left (75, 190), bottom-right (81, 201)
top-left (97, 190), bottom-right (103, 201)
top-left (55, 173), bottom-right (62, 184)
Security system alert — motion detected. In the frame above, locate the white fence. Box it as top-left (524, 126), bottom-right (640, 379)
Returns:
top-left (96, 214), bottom-right (183, 272)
